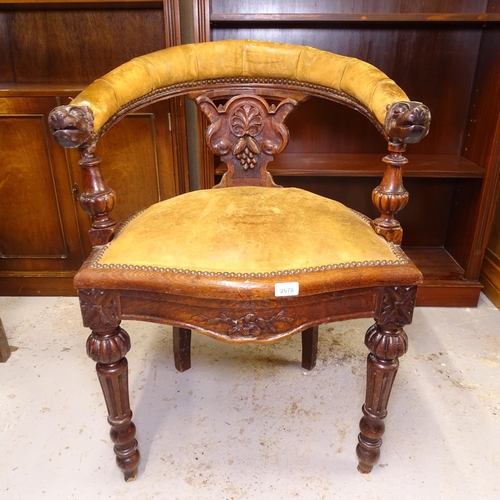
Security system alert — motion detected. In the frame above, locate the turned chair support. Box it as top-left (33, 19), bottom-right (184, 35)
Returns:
top-left (372, 143), bottom-right (408, 245)
top-left (78, 150), bottom-right (117, 246)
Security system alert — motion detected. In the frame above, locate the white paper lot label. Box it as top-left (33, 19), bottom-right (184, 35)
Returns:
top-left (274, 282), bottom-right (299, 297)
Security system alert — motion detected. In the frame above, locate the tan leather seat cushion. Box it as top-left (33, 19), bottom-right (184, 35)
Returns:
top-left (96, 187), bottom-right (403, 276)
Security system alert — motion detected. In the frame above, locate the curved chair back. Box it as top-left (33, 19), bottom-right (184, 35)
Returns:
top-left (49, 40), bottom-right (430, 246)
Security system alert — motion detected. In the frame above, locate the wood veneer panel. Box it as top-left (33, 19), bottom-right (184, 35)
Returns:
top-left (5, 8), bottom-right (165, 84)
top-left (0, 97), bottom-right (83, 272)
top-left (210, 0), bottom-right (488, 15)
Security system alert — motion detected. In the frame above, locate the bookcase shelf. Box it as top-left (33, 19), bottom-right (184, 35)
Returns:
top-left (193, 0), bottom-right (500, 306)
top-left (216, 154), bottom-right (485, 179)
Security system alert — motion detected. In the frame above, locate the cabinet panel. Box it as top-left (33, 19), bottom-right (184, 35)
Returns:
top-left (2, 8), bottom-right (166, 84)
top-left (0, 97), bottom-right (83, 273)
top-left (1, 115), bottom-right (66, 257)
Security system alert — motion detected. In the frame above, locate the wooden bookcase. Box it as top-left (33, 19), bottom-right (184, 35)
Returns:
top-left (0, 0), bottom-right (188, 295)
top-left (190, 0), bottom-right (500, 306)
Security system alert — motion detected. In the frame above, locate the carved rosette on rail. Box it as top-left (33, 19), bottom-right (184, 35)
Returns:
top-left (79, 289), bottom-right (121, 331)
top-left (196, 94), bottom-right (298, 187)
top-left (377, 285), bottom-right (417, 329)
top-left (356, 286), bottom-right (417, 473)
top-left (373, 102), bottom-right (431, 244)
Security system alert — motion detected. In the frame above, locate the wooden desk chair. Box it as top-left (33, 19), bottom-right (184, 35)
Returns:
top-left (49, 40), bottom-right (430, 481)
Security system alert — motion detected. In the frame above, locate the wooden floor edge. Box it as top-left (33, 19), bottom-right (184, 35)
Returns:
top-left (0, 274), bottom-right (77, 296)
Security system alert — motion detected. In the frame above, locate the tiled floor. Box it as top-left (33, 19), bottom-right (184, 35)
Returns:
top-left (1, 294), bottom-right (499, 499)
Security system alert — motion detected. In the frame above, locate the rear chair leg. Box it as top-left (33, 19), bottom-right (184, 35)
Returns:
top-left (173, 327), bottom-right (192, 372)
top-left (0, 319), bottom-right (11, 363)
top-left (301, 326), bottom-right (318, 370)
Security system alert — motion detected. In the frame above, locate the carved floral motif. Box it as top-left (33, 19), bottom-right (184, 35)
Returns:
top-left (231, 104), bottom-right (263, 137)
top-left (200, 309), bottom-right (295, 337)
top-left (79, 289), bottom-right (120, 330)
top-left (196, 94), bottom-right (297, 184)
top-left (378, 286), bottom-right (417, 327)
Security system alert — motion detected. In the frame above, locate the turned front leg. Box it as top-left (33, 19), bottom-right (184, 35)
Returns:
top-left (356, 322), bottom-right (409, 473)
top-left (87, 326), bottom-right (140, 481)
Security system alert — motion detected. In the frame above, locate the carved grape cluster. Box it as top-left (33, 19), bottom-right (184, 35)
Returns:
top-left (197, 94), bottom-right (296, 183)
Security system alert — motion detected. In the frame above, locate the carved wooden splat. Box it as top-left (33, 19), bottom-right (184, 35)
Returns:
top-left (196, 94), bottom-right (299, 187)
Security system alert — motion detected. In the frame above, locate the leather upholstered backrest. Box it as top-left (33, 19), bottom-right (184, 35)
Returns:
top-left (49, 40), bottom-right (424, 149)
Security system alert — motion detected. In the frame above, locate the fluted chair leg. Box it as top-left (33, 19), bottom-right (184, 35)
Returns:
top-left (87, 326), bottom-right (140, 481)
top-left (356, 322), bottom-right (409, 473)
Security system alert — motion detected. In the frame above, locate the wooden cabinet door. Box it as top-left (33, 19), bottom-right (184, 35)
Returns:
top-left (0, 97), bottom-right (84, 277)
top-left (0, 97), bottom-right (183, 294)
